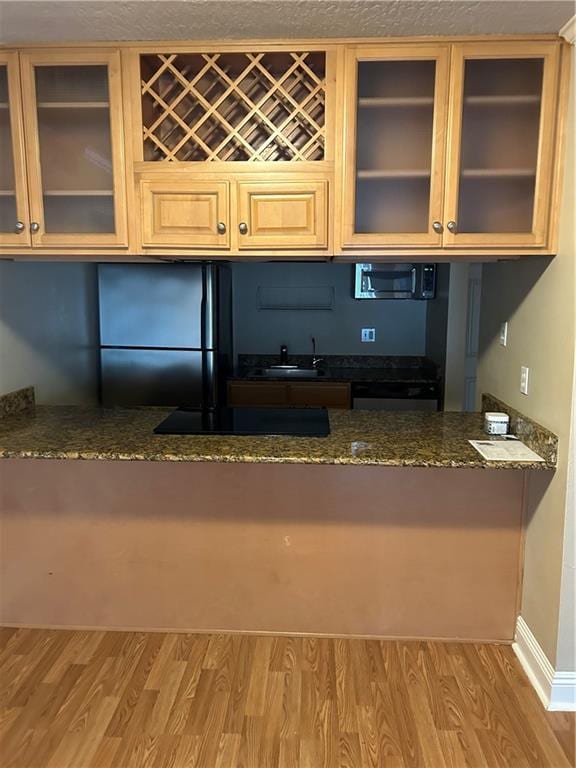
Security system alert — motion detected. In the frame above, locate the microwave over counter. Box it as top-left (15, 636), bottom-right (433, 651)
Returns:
top-left (354, 264), bottom-right (436, 300)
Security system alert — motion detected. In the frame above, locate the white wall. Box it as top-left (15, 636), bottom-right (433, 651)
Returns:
top-left (232, 262), bottom-right (429, 358)
top-left (0, 261), bottom-right (100, 405)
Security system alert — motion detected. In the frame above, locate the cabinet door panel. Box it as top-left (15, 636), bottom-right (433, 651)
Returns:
top-left (0, 52), bottom-right (31, 247)
top-left (289, 382), bottom-right (351, 409)
top-left (444, 42), bottom-right (560, 248)
top-left (20, 50), bottom-right (128, 248)
top-left (140, 179), bottom-right (230, 248)
top-left (238, 180), bottom-right (328, 249)
top-left (342, 45), bottom-right (449, 248)
top-left (227, 382), bottom-right (289, 407)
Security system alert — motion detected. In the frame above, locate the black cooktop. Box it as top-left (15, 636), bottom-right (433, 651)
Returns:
top-left (154, 407), bottom-right (330, 437)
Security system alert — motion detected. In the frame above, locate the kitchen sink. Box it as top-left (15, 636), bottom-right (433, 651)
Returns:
top-left (255, 367), bottom-right (326, 378)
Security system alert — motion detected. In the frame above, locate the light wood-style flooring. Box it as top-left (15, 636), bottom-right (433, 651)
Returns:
top-left (0, 628), bottom-right (573, 767)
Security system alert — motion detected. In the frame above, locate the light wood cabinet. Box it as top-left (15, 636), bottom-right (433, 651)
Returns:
top-left (140, 178), bottom-right (230, 248)
top-left (237, 180), bottom-right (328, 249)
top-left (19, 50), bottom-right (128, 248)
top-left (0, 38), bottom-right (569, 260)
top-left (0, 49), bottom-right (128, 252)
top-left (443, 41), bottom-right (561, 249)
top-left (132, 48), bottom-right (334, 164)
top-left (0, 52), bottom-right (30, 248)
top-left (228, 380), bottom-right (351, 409)
top-left (340, 39), bottom-right (567, 254)
top-left (138, 175), bottom-right (329, 252)
top-left (342, 44), bottom-right (450, 248)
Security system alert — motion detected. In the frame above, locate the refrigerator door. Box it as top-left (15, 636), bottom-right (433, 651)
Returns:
top-left (98, 264), bottom-right (204, 349)
top-left (100, 348), bottom-right (205, 407)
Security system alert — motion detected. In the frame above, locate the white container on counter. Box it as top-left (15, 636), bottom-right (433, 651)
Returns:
top-left (484, 412), bottom-right (510, 435)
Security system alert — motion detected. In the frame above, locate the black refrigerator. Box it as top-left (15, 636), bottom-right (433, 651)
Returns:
top-left (98, 263), bottom-right (233, 407)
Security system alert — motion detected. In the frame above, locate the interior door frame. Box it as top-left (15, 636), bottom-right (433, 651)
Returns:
top-left (19, 48), bottom-right (128, 248)
top-left (341, 43), bottom-right (450, 249)
top-left (443, 41), bottom-right (561, 249)
top-left (0, 50), bottom-right (31, 248)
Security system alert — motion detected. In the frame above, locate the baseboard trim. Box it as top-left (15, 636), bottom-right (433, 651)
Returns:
top-left (513, 616), bottom-right (576, 712)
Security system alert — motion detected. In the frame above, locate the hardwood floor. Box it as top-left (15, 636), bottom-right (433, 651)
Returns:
top-left (0, 628), bottom-right (573, 768)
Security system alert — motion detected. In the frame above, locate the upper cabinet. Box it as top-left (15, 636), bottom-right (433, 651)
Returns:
top-left (341, 44), bottom-right (450, 248)
top-left (19, 50), bottom-right (128, 248)
top-left (0, 38), bottom-right (569, 259)
top-left (131, 48), bottom-right (334, 165)
top-left (340, 40), bottom-right (566, 254)
top-left (128, 46), bottom-right (336, 254)
top-left (443, 42), bottom-right (560, 249)
top-left (0, 52), bottom-right (30, 247)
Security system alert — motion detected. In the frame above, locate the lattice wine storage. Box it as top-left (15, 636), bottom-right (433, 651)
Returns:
top-left (140, 51), bottom-right (326, 162)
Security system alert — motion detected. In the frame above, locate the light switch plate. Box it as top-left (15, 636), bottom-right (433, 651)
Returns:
top-left (520, 366), bottom-right (529, 395)
top-left (500, 322), bottom-right (508, 347)
top-left (361, 328), bottom-right (376, 342)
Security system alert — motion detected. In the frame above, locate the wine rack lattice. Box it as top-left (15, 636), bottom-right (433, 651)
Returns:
top-left (140, 51), bottom-right (326, 162)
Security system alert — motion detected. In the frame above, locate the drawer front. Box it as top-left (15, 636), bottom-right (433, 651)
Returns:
top-left (140, 180), bottom-right (230, 248)
top-left (289, 382), bottom-right (351, 409)
top-left (227, 381), bottom-right (289, 407)
top-left (238, 180), bottom-right (328, 249)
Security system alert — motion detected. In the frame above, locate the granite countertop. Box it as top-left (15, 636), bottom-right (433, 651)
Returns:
top-left (0, 404), bottom-right (554, 469)
top-left (230, 354), bottom-right (441, 385)
top-left (229, 367), bottom-right (440, 384)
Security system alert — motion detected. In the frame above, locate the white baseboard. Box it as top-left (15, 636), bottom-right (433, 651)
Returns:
top-left (513, 616), bottom-right (576, 712)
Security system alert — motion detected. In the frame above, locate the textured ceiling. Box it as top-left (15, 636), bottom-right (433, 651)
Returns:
top-left (0, 0), bottom-right (574, 44)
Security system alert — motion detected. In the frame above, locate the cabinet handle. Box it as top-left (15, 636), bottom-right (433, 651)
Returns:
top-left (432, 221), bottom-right (443, 234)
top-left (30, 222), bottom-right (40, 234)
top-left (239, 222), bottom-right (248, 235)
top-left (15, 221), bottom-right (25, 234)
top-left (217, 221), bottom-right (226, 235)
top-left (446, 220), bottom-right (457, 233)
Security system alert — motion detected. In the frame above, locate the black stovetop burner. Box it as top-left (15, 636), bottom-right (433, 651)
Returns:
top-left (154, 406), bottom-right (330, 437)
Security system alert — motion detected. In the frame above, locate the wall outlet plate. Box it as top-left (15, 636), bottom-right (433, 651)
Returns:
top-left (361, 328), bottom-right (376, 342)
top-left (500, 321), bottom-right (508, 347)
top-left (520, 366), bottom-right (529, 395)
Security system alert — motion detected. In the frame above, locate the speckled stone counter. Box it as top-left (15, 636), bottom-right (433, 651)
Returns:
top-left (0, 404), bottom-right (555, 469)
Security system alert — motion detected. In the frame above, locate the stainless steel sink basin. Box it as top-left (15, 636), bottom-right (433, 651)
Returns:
top-left (256, 367), bottom-right (326, 378)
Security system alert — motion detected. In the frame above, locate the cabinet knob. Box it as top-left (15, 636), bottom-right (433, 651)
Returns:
top-left (432, 221), bottom-right (443, 234)
top-left (238, 222), bottom-right (248, 235)
top-left (217, 221), bottom-right (226, 235)
top-left (15, 221), bottom-right (25, 234)
top-left (446, 220), bottom-right (457, 233)
top-left (30, 222), bottom-right (40, 234)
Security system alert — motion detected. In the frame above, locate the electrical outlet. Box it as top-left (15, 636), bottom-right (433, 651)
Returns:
top-left (499, 322), bottom-right (508, 347)
top-left (520, 366), bottom-right (529, 395)
top-left (361, 328), bottom-right (376, 342)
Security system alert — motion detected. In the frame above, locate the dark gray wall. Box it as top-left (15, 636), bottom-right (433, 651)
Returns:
top-left (231, 262), bottom-right (429, 358)
top-left (0, 262), bottom-right (100, 404)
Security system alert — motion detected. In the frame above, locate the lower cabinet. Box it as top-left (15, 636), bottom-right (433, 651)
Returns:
top-left (227, 381), bottom-right (351, 409)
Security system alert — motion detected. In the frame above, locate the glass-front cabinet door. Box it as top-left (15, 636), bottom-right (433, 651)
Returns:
top-left (0, 52), bottom-right (30, 247)
top-left (19, 50), bottom-right (127, 248)
top-left (444, 42), bottom-right (561, 248)
top-left (342, 45), bottom-right (450, 248)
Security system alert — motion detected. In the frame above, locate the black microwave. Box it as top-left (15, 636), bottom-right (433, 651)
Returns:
top-left (354, 263), bottom-right (436, 300)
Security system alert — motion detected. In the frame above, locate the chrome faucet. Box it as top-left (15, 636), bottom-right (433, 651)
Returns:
top-left (311, 337), bottom-right (324, 368)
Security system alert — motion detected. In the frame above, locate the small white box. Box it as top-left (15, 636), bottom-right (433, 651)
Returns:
top-left (484, 412), bottom-right (510, 435)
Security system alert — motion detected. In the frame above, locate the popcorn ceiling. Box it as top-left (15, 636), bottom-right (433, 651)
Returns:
top-left (0, 0), bottom-right (573, 44)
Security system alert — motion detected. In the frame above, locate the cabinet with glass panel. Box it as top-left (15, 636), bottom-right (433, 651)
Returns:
top-left (0, 50), bottom-right (127, 251)
top-left (0, 52), bottom-right (30, 247)
top-left (341, 40), bottom-right (565, 253)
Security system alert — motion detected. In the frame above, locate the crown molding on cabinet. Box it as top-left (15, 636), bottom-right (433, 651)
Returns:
top-left (559, 15), bottom-right (576, 44)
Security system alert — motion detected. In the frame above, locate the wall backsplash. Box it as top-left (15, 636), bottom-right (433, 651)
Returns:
top-left (231, 262), bottom-right (429, 358)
